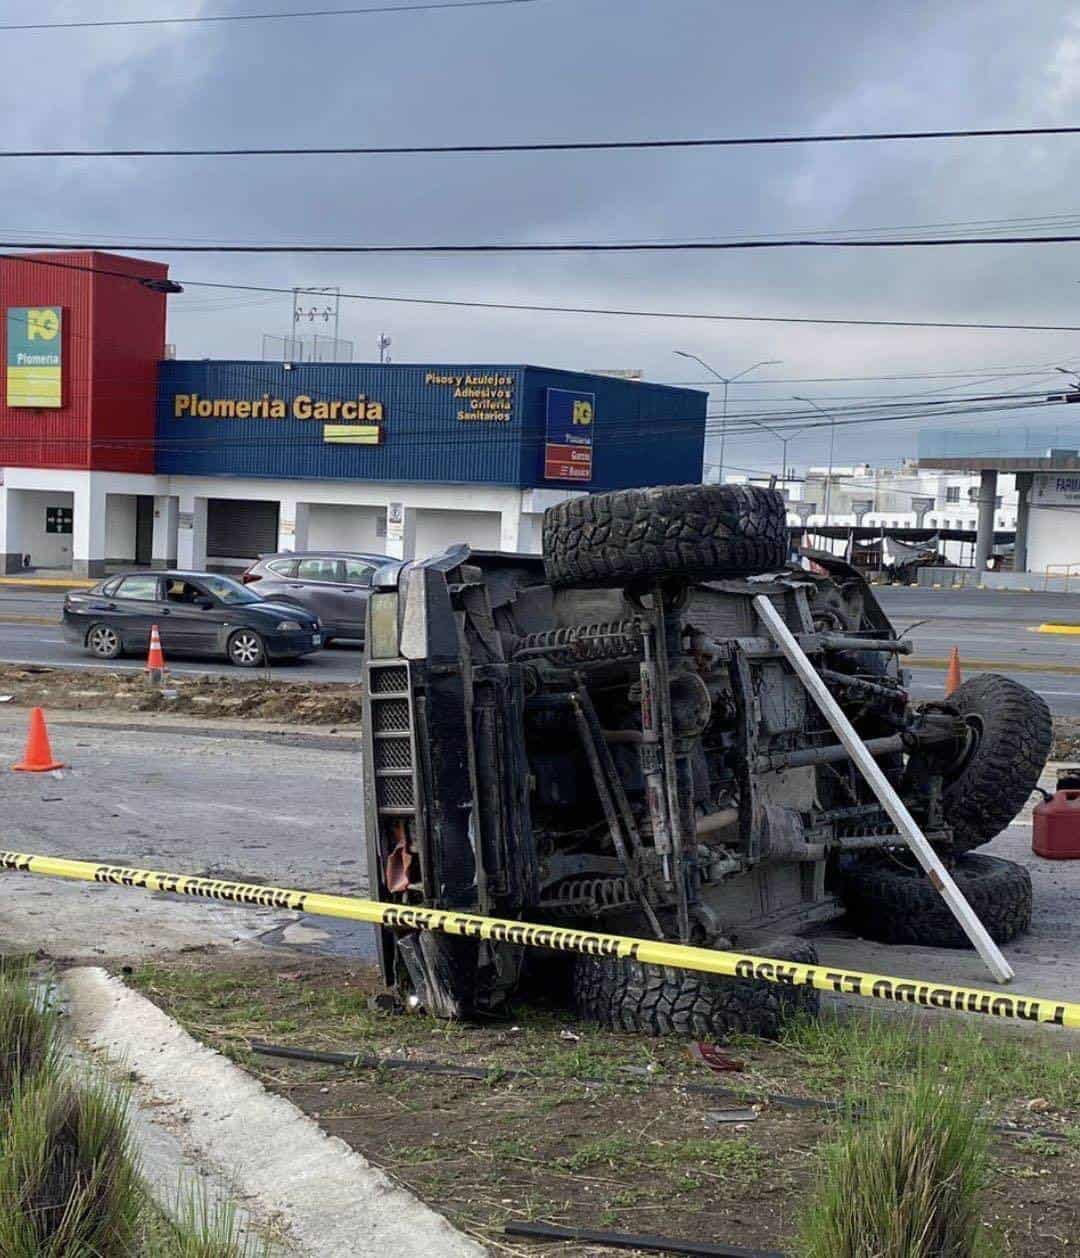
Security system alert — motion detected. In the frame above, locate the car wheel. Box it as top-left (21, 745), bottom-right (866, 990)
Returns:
top-left (227, 629), bottom-right (265, 668)
top-left (86, 624), bottom-right (122, 660)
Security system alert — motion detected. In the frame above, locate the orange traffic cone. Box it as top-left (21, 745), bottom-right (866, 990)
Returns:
top-left (944, 646), bottom-right (962, 698)
top-left (12, 707), bottom-right (64, 773)
top-left (145, 623), bottom-right (166, 684)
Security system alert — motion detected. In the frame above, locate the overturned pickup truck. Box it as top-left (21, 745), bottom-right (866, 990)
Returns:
top-left (361, 485), bottom-right (1051, 1037)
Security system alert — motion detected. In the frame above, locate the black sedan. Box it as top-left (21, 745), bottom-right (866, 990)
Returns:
top-left (62, 571), bottom-right (324, 667)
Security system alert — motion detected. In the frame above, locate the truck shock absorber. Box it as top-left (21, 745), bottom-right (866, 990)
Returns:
top-left (637, 632), bottom-right (674, 883)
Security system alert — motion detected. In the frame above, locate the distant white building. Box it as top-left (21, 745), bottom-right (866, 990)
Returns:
top-left (719, 461), bottom-right (1018, 565)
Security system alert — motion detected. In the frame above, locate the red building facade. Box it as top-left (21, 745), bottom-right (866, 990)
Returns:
top-left (0, 251), bottom-right (168, 474)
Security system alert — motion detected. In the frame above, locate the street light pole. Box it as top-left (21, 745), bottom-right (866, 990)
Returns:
top-left (673, 352), bottom-right (781, 484)
top-left (793, 395), bottom-right (838, 528)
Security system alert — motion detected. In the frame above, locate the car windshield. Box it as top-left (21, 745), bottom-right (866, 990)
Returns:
top-left (195, 575), bottom-right (262, 605)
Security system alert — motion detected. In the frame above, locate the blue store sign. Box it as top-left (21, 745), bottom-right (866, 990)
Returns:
top-left (544, 388), bottom-right (594, 482)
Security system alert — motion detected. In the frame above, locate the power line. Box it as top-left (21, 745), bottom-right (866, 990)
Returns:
top-left (14, 235), bottom-right (1080, 252)
top-left (7, 122), bottom-right (1080, 154)
top-left (14, 207), bottom-right (1080, 249)
top-left (7, 249), bottom-right (1080, 335)
top-left (0, 0), bottom-right (536, 33)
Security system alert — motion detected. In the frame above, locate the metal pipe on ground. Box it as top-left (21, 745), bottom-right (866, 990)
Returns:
top-left (504, 1220), bottom-right (786, 1258)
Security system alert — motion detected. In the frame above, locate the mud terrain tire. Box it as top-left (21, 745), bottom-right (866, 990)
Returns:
top-left (542, 484), bottom-right (789, 589)
top-left (839, 853), bottom-right (1031, 948)
top-left (571, 935), bottom-right (819, 1038)
top-left (940, 674), bottom-right (1052, 854)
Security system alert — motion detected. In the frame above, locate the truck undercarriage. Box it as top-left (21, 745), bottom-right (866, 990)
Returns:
top-left (361, 485), bottom-right (1052, 1036)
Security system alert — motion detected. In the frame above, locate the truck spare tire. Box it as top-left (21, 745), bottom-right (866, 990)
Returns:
top-left (838, 853), bottom-right (1031, 948)
top-left (939, 674), bottom-right (1052, 854)
top-left (571, 935), bottom-right (819, 1039)
top-left (542, 483), bottom-right (789, 589)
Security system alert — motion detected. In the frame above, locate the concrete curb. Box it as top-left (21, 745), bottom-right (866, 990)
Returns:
top-left (1035, 623), bottom-right (1080, 635)
top-left (64, 967), bottom-right (486, 1258)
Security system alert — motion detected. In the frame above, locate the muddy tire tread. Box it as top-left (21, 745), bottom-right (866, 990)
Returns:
top-left (571, 937), bottom-right (819, 1039)
top-left (840, 853), bottom-right (1031, 949)
top-left (941, 674), bottom-right (1052, 854)
top-left (542, 483), bottom-right (789, 588)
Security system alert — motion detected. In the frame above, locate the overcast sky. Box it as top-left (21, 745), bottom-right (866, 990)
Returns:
top-left (5, 0), bottom-right (1080, 476)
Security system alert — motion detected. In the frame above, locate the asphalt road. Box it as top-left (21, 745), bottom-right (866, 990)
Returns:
top-left (0, 584), bottom-right (1076, 708)
top-left (0, 587), bottom-right (365, 683)
top-left (0, 713), bottom-right (368, 960)
top-left (875, 586), bottom-right (1080, 715)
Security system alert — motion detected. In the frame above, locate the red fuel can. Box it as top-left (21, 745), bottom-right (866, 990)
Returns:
top-left (1033, 790), bottom-right (1080, 859)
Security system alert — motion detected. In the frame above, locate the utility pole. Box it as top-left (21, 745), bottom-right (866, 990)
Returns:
top-left (793, 395), bottom-right (838, 528)
top-left (673, 352), bottom-right (781, 484)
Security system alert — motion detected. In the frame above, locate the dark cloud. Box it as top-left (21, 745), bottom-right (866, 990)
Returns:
top-left (4, 0), bottom-right (1080, 474)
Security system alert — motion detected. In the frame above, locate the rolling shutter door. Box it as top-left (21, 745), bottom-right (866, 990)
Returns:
top-left (206, 499), bottom-right (280, 559)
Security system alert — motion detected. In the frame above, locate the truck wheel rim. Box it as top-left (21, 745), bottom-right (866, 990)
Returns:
top-left (232, 633), bottom-right (260, 664)
top-left (90, 627), bottom-right (118, 655)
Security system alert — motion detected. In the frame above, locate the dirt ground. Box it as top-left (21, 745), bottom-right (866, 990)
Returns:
top-left (117, 948), bottom-right (1080, 1258)
top-left (1053, 717), bottom-right (1080, 763)
top-left (1, 661), bottom-right (1077, 761)
top-left (0, 663), bottom-right (363, 725)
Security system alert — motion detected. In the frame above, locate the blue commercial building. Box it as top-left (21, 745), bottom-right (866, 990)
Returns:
top-left (150, 361), bottom-right (706, 570)
top-left (0, 249), bottom-right (706, 576)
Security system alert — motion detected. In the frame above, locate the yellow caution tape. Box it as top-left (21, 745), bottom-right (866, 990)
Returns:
top-left (3, 848), bottom-right (1078, 1030)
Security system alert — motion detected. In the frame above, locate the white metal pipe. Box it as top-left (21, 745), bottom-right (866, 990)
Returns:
top-left (751, 594), bottom-right (1014, 984)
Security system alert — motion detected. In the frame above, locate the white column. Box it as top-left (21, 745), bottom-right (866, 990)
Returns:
top-left (499, 502), bottom-right (523, 553)
top-left (278, 499), bottom-right (310, 553)
top-left (72, 476), bottom-right (107, 578)
top-left (1013, 473), bottom-right (1032, 574)
top-left (383, 502), bottom-right (416, 561)
top-left (973, 469), bottom-right (998, 575)
top-left (151, 495), bottom-right (179, 569)
top-left (176, 494), bottom-right (207, 571)
top-left (0, 486), bottom-right (19, 574)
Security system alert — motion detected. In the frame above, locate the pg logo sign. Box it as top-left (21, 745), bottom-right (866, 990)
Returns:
top-left (26, 309), bottom-right (60, 342)
top-left (572, 398), bottom-right (593, 427)
top-left (6, 306), bottom-right (63, 409)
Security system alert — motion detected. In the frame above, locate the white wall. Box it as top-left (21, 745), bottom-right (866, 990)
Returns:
top-left (7, 489), bottom-right (74, 568)
top-left (307, 503), bottom-right (384, 552)
top-left (105, 494), bottom-right (137, 562)
top-left (1027, 505), bottom-right (1080, 572)
top-left (415, 508), bottom-right (500, 558)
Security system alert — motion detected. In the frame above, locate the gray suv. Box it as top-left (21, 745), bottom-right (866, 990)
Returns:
top-left (242, 550), bottom-right (391, 644)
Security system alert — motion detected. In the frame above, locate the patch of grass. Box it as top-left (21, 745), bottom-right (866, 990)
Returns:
top-left (1018, 1134), bottom-right (1064, 1159)
top-left (557, 1133), bottom-right (765, 1182)
top-left (0, 1072), bottom-right (143, 1258)
top-left (153, 1184), bottom-right (272, 1257)
top-left (558, 1134), bottom-right (637, 1171)
top-left (799, 1075), bottom-right (990, 1258)
top-left (0, 956), bottom-right (59, 1096)
top-left (780, 1011), bottom-right (1079, 1109)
